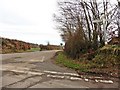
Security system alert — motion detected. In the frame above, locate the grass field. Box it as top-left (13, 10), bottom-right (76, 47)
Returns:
top-left (27, 48), bottom-right (41, 52)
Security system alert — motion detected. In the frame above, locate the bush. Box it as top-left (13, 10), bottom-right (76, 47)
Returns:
top-left (64, 31), bottom-right (89, 59)
top-left (99, 45), bottom-right (120, 55)
top-left (91, 45), bottom-right (120, 68)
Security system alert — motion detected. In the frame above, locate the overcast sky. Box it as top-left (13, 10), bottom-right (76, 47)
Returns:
top-left (0, 0), bottom-right (63, 45)
top-left (0, 0), bottom-right (117, 45)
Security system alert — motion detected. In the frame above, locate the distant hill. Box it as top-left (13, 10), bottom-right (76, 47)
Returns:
top-left (0, 37), bottom-right (39, 53)
top-left (0, 37), bottom-right (62, 54)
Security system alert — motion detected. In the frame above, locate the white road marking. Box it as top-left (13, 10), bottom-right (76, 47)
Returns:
top-left (84, 79), bottom-right (89, 82)
top-left (1, 65), bottom-right (30, 71)
top-left (29, 59), bottom-right (44, 63)
top-left (99, 80), bottom-right (113, 84)
top-left (42, 56), bottom-right (45, 62)
top-left (44, 70), bottom-right (79, 77)
top-left (44, 71), bottom-right (59, 74)
top-left (29, 56), bottom-right (45, 63)
top-left (93, 76), bottom-right (103, 79)
top-left (27, 71), bottom-right (44, 75)
top-left (95, 79), bottom-right (99, 82)
top-left (64, 72), bottom-right (79, 77)
top-left (95, 79), bottom-right (114, 84)
top-left (3, 69), bottom-right (44, 76)
top-left (47, 75), bottom-right (83, 81)
top-left (1, 67), bottom-right (44, 76)
top-left (47, 75), bottom-right (65, 79)
top-left (2, 66), bottom-right (114, 84)
top-left (70, 77), bottom-right (82, 80)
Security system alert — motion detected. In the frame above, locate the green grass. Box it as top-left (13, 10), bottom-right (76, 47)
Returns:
top-left (2, 48), bottom-right (41, 54)
top-left (56, 52), bottom-right (89, 72)
top-left (56, 50), bottom-right (119, 73)
top-left (55, 45), bottom-right (120, 77)
top-left (100, 45), bottom-right (120, 50)
top-left (27, 48), bottom-right (41, 52)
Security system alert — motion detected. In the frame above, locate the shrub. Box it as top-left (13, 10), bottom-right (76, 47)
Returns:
top-left (91, 45), bottom-right (120, 68)
top-left (64, 32), bottom-right (89, 59)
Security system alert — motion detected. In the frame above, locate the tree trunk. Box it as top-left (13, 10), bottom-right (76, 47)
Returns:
top-left (118, 1), bottom-right (120, 38)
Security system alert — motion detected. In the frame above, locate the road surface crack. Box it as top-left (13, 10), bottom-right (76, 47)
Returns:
top-left (3, 75), bottom-right (40, 88)
top-left (2, 74), bottom-right (51, 89)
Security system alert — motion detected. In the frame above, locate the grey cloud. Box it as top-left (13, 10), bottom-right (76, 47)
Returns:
top-left (0, 9), bottom-right (34, 26)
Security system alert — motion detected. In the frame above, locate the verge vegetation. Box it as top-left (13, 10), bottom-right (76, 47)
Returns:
top-left (56, 45), bottom-right (120, 78)
top-left (54, 0), bottom-right (120, 78)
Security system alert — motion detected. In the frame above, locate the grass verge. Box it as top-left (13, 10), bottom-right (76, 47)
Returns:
top-left (55, 48), bottom-right (119, 78)
top-left (56, 52), bottom-right (90, 72)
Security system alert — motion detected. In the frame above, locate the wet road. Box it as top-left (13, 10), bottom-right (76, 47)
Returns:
top-left (1, 50), bottom-right (119, 89)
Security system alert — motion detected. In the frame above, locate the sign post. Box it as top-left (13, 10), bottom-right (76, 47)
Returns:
top-left (93, 17), bottom-right (108, 45)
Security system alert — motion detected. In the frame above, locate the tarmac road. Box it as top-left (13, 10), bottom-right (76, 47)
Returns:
top-left (1, 50), bottom-right (119, 89)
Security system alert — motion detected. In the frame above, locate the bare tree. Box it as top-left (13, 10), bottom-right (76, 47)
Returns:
top-left (54, 0), bottom-right (117, 58)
